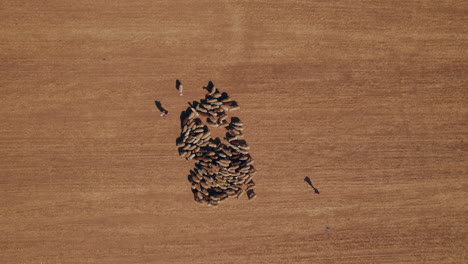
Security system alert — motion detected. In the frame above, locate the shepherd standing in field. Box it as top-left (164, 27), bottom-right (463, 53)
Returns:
top-left (160, 110), bottom-right (168, 118)
top-left (155, 101), bottom-right (169, 118)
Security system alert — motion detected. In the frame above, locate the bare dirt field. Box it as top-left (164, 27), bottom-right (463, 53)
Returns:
top-left (1, 1), bottom-right (467, 263)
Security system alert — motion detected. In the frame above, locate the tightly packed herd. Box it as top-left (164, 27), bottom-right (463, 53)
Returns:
top-left (176, 81), bottom-right (257, 206)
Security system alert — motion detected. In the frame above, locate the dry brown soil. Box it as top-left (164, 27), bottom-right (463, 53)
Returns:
top-left (1, 1), bottom-right (467, 263)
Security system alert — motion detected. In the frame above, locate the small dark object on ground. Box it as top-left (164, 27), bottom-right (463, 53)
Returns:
top-left (304, 176), bottom-right (320, 194)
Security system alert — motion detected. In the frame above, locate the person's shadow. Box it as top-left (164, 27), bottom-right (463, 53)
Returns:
top-left (154, 101), bottom-right (167, 113)
top-left (304, 176), bottom-right (320, 194)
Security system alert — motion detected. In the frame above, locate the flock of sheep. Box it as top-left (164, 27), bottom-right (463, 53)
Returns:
top-left (176, 81), bottom-right (256, 206)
